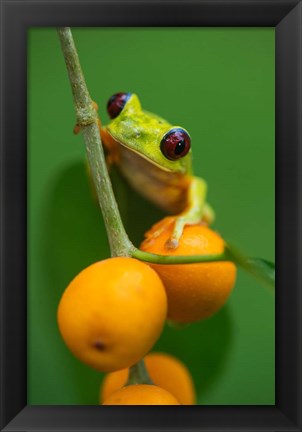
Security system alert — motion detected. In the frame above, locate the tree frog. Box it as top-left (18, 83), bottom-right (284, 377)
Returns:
top-left (99, 92), bottom-right (215, 248)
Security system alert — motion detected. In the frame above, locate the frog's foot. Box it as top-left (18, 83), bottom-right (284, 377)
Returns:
top-left (165, 215), bottom-right (201, 249)
top-left (73, 123), bottom-right (81, 135)
top-left (142, 217), bottom-right (176, 249)
top-left (165, 204), bottom-right (215, 249)
top-left (151, 217), bottom-right (176, 239)
top-left (91, 101), bottom-right (99, 111)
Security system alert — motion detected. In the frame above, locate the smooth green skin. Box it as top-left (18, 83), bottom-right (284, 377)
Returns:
top-left (28, 28), bottom-right (274, 405)
top-left (107, 93), bottom-right (192, 173)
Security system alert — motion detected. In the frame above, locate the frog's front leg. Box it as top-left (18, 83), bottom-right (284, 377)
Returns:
top-left (166, 177), bottom-right (215, 249)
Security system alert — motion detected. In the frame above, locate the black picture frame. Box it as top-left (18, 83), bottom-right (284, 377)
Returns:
top-left (0, 0), bottom-right (301, 431)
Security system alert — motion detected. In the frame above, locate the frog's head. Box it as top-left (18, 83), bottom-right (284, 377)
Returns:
top-left (105, 92), bottom-right (192, 174)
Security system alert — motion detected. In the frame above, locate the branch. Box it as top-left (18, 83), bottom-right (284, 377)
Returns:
top-left (57, 27), bottom-right (134, 257)
top-left (56, 27), bottom-right (275, 293)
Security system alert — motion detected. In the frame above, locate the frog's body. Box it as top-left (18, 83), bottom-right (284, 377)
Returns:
top-left (112, 139), bottom-right (191, 214)
top-left (99, 93), bottom-right (215, 248)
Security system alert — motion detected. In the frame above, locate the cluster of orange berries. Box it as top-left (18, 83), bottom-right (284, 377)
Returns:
top-left (100, 352), bottom-right (195, 405)
top-left (57, 218), bottom-right (237, 405)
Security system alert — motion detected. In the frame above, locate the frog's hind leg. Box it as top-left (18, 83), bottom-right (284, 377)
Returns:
top-left (166, 177), bottom-right (215, 249)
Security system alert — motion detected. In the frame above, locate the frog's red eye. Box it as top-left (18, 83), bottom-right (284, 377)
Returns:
top-left (107, 92), bottom-right (131, 119)
top-left (160, 128), bottom-right (191, 161)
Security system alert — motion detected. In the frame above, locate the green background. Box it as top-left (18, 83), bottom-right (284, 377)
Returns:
top-left (28, 28), bottom-right (275, 405)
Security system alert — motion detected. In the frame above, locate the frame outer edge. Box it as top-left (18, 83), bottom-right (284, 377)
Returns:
top-left (0, 0), bottom-right (301, 431)
top-left (276, 1), bottom-right (302, 428)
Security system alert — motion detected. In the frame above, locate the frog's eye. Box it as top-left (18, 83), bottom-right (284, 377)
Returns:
top-left (160, 128), bottom-right (191, 161)
top-left (107, 92), bottom-right (131, 119)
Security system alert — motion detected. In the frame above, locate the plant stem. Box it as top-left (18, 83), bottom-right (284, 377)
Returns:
top-left (56, 27), bottom-right (275, 294)
top-left (58, 27), bottom-right (155, 386)
top-left (133, 249), bottom-right (227, 264)
top-left (57, 27), bottom-right (134, 258)
top-left (57, 27), bottom-right (274, 386)
top-left (127, 360), bottom-right (153, 386)
top-left (56, 27), bottom-right (233, 266)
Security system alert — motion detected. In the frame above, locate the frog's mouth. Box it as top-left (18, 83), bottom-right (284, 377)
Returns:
top-left (118, 140), bottom-right (175, 173)
top-left (108, 130), bottom-right (179, 174)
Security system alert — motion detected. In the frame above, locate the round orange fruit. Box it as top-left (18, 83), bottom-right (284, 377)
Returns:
top-left (100, 352), bottom-right (195, 405)
top-left (57, 257), bottom-right (167, 372)
top-left (102, 384), bottom-right (180, 405)
top-left (140, 219), bottom-right (236, 323)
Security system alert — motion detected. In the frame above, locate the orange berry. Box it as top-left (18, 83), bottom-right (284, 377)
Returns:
top-left (140, 219), bottom-right (236, 323)
top-left (57, 257), bottom-right (167, 372)
top-left (101, 369), bottom-right (129, 402)
top-left (102, 384), bottom-right (180, 405)
top-left (100, 352), bottom-right (196, 405)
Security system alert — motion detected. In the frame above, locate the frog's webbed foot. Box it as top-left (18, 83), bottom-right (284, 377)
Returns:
top-left (165, 214), bottom-right (201, 250)
top-left (165, 205), bottom-right (215, 250)
top-left (73, 123), bottom-right (82, 135)
top-left (165, 216), bottom-right (189, 249)
top-left (164, 176), bottom-right (215, 249)
top-left (145, 217), bottom-right (176, 240)
top-left (143, 189), bottom-right (215, 250)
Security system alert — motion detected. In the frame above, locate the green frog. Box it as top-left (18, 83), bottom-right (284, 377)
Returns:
top-left (99, 92), bottom-right (215, 248)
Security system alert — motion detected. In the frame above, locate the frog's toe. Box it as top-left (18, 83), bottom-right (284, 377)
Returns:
top-left (165, 237), bottom-right (179, 250)
top-left (73, 123), bottom-right (81, 135)
top-left (92, 100), bottom-right (99, 111)
top-left (144, 217), bottom-right (175, 240)
top-left (165, 214), bottom-right (201, 249)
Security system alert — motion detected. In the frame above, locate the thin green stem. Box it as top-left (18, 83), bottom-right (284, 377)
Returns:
top-left (57, 27), bottom-right (274, 387)
top-left (56, 27), bottom-right (275, 291)
top-left (57, 27), bottom-right (134, 258)
top-left (57, 27), bottom-right (155, 386)
top-left (133, 248), bottom-right (227, 264)
top-left (127, 360), bottom-right (153, 386)
top-left (56, 27), bottom-right (233, 266)
top-left (225, 244), bottom-right (275, 291)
